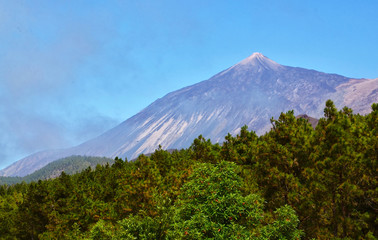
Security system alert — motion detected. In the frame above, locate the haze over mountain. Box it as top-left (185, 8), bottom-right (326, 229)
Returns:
top-left (1, 53), bottom-right (377, 177)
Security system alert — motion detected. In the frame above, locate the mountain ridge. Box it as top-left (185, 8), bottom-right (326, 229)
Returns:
top-left (1, 53), bottom-right (377, 177)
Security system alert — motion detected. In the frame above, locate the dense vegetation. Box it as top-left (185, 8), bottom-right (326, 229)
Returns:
top-left (0, 100), bottom-right (376, 239)
top-left (0, 156), bottom-right (114, 185)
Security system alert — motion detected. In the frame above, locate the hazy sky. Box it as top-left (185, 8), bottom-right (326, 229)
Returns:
top-left (0, 0), bottom-right (377, 169)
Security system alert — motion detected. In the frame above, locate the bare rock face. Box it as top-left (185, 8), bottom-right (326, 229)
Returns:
top-left (1, 53), bottom-right (376, 177)
top-left (296, 114), bottom-right (319, 129)
top-left (335, 78), bottom-right (378, 115)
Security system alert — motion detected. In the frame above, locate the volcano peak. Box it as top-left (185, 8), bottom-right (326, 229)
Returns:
top-left (235, 52), bottom-right (282, 71)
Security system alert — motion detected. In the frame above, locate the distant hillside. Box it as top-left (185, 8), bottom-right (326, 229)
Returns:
top-left (0, 156), bottom-right (114, 185)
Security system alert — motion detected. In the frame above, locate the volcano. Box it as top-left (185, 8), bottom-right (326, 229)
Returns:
top-left (1, 53), bottom-right (377, 177)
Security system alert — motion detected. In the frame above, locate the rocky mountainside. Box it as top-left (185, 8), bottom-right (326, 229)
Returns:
top-left (1, 53), bottom-right (377, 177)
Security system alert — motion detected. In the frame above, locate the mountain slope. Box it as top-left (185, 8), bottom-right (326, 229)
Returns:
top-left (1, 53), bottom-right (377, 177)
top-left (0, 156), bottom-right (114, 185)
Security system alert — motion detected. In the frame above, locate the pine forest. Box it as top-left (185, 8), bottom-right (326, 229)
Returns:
top-left (0, 100), bottom-right (376, 239)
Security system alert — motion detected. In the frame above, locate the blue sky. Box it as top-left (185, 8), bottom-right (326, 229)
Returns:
top-left (0, 0), bottom-right (377, 169)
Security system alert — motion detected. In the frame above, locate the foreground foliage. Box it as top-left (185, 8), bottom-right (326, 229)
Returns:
top-left (0, 100), bottom-right (376, 239)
